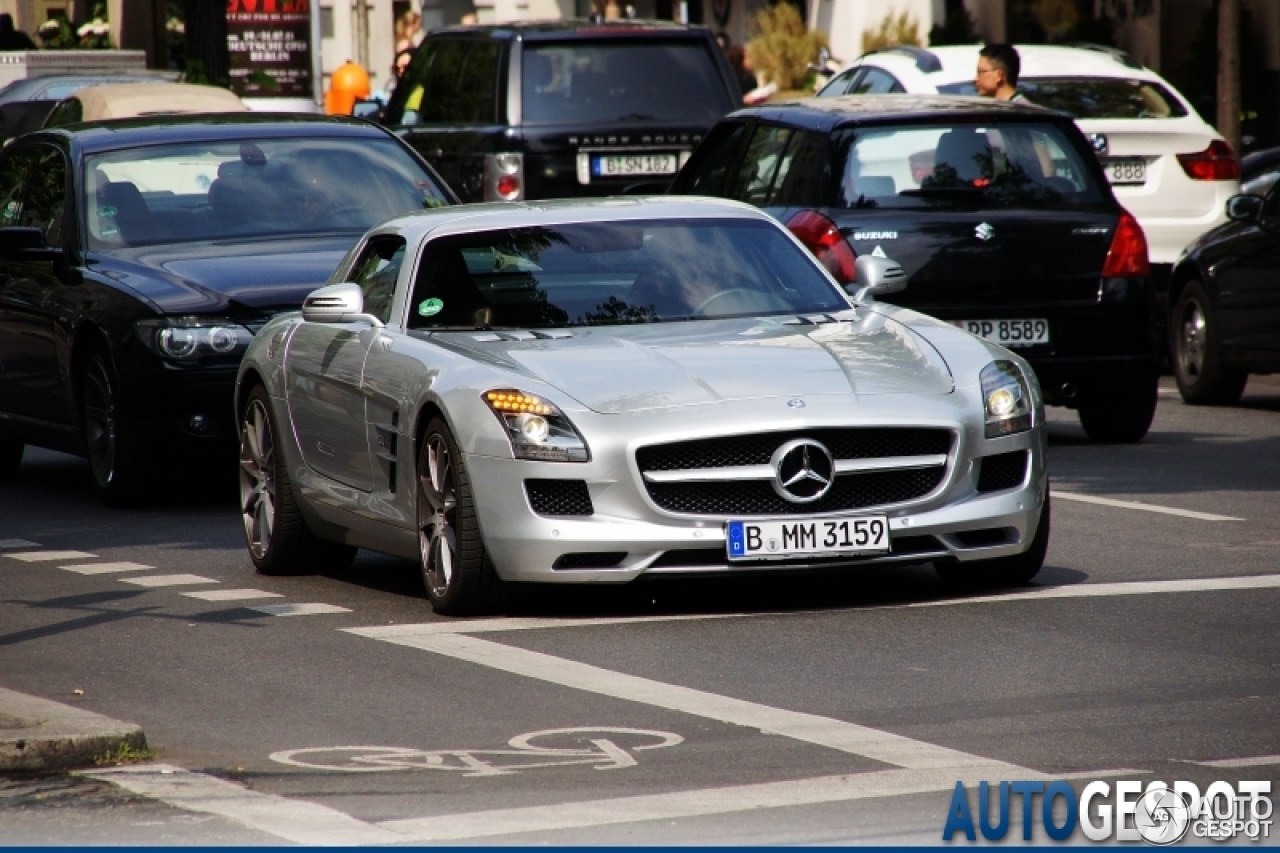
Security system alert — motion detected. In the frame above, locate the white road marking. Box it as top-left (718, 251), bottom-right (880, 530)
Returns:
top-left (1052, 490), bottom-right (1243, 522)
top-left (59, 561), bottom-right (154, 575)
top-left (362, 613), bottom-right (745, 637)
top-left (5, 550), bottom-right (96, 562)
top-left (183, 589), bottom-right (284, 602)
top-left (0, 539), bottom-right (39, 549)
top-left (119, 574), bottom-right (218, 588)
top-left (1190, 755), bottom-right (1280, 768)
top-left (84, 764), bottom-right (401, 845)
top-left (247, 603), bottom-right (351, 616)
top-left (343, 630), bottom-right (1005, 772)
top-left (903, 574), bottom-right (1280, 609)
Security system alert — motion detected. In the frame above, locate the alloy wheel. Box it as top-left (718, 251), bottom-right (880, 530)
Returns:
top-left (82, 357), bottom-right (118, 487)
top-left (239, 399), bottom-right (277, 560)
top-left (1178, 298), bottom-right (1207, 379)
top-left (419, 433), bottom-right (458, 599)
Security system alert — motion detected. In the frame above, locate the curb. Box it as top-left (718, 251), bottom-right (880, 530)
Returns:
top-left (0, 686), bottom-right (147, 771)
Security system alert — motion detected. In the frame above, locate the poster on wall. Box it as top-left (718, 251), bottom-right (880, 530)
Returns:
top-left (226, 0), bottom-right (314, 99)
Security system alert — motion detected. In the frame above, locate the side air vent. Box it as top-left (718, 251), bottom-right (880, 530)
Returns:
top-left (977, 450), bottom-right (1029, 493)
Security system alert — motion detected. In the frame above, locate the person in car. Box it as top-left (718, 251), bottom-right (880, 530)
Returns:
top-left (975, 44), bottom-right (1031, 103)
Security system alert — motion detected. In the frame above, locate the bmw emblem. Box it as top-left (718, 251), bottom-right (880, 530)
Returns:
top-left (1089, 133), bottom-right (1109, 155)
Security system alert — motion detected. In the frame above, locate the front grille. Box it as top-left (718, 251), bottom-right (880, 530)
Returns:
top-left (636, 428), bottom-right (952, 472)
top-left (646, 467), bottom-right (946, 516)
top-left (977, 450), bottom-right (1028, 493)
top-left (525, 479), bottom-right (593, 516)
top-left (649, 534), bottom-right (945, 568)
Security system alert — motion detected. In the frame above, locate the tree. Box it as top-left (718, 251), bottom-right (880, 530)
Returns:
top-left (183, 0), bottom-right (229, 86)
top-left (1218, 0), bottom-right (1240, 152)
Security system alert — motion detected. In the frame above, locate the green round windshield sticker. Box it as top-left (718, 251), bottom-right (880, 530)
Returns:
top-left (418, 297), bottom-right (444, 317)
top-left (98, 205), bottom-right (117, 218)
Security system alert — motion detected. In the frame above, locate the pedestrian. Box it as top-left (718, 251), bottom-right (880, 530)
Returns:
top-left (394, 9), bottom-right (422, 53)
top-left (0, 14), bottom-right (36, 51)
top-left (975, 43), bottom-right (1031, 103)
top-left (374, 47), bottom-right (415, 105)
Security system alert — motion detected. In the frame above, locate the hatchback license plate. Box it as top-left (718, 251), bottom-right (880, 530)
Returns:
top-left (591, 153), bottom-right (678, 178)
top-left (1105, 158), bottom-right (1146, 185)
top-left (955, 318), bottom-right (1049, 347)
top-left (726, 516), bottom-right (890, 561)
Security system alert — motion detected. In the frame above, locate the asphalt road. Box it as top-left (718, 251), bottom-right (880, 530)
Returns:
top-left (2, 376), bottom-right (1278, 845)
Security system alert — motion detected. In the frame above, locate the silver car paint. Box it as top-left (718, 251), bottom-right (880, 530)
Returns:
top-left (236, 198), bottom-right (1047, 581)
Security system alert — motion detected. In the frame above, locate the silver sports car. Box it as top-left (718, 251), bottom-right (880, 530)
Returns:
top-left (234, 198), bottom-right (1048, 615)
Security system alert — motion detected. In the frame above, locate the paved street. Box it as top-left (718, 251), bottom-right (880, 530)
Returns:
top-left (1, 376), bottom-right (1278, 845)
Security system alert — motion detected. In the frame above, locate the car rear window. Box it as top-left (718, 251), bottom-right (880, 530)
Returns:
top-left (936, 77), bottom-right (1188, 119)
top-left (522, 41), bottom-right (731, 126)
top-left (832, 121), bottom-right (1105, 210)
top-left (408, 218), bottom-right (848, 329)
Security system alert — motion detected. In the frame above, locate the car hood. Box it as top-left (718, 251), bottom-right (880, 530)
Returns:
top-left (88, 235), bottom-right (356, 316)
top-left (432, 310), bottom-right (954, 413)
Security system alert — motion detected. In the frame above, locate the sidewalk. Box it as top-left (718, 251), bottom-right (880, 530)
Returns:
top-left (0, 687), bottom-right (145, 771)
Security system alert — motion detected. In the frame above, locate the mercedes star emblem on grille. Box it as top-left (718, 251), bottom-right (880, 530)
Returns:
top-left (975, 222), bottom-right (995, 241)
top-left (770, 439), bottom-right (835, 503)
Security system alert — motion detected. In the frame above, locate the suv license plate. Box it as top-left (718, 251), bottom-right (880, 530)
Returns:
top-left (591, 153), bottom-right (678, 178)
top-left (1105, 158), bottom-right (1146, 185)
top-left (727, 517), bottom-right (890, 561)
top-left (955, 319), bottom-right (1049, 347)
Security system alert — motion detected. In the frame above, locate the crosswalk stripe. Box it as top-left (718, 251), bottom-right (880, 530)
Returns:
top-left (247, 603), bottom-right (351, 616)
top-left (0, 539), bottom-right (39, 549)
top-left (183, 589), bottom-right (284, 602)
top-left (59, 562), bottom-right (154, 575)
top-left (119, 574), bottom-right (218, 588)
top-left (5, 550), bottom-right (96, 562)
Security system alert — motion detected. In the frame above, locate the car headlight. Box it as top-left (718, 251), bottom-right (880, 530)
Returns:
top-left (981, 361), bottom-right (1033, 438)
top-left (482, 389), bottom-right (590, 462)
top-left (135, 317), bottom-right (254, 362)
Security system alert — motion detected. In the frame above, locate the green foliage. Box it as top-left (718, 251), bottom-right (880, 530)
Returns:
top-left (862, 8), bottom-right (923, 53)
top-left (94, 742), bottom-right (155, 766)
top-left (929, 0), bottom-right (977, 46)
top-left (1174, 0), bottom-right (1266, 133)
top-left (746, 2), bottom-right (829, 92)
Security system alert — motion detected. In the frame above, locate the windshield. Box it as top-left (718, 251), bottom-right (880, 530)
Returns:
top-left (522, 41), bottom-right (731, 126)
top-left (937, 77), bottom-right (1188, 119)
top-left (85, 137), bottom-right (450, 250)
top-left (832, 122), bottom-right (1104, 210)
top-left (409, 218), bottom-right (848, 329)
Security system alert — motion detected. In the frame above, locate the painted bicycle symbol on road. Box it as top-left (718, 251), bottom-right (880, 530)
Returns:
top-left (269, 727), bottom-right (683, 777)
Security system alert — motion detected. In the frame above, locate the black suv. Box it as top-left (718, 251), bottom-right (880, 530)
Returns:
top-left (672, 94), bottom-right (1159, 442)
top-left (379, 21), bottom-right (740, 202)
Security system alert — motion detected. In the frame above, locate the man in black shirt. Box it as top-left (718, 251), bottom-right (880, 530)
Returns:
top-left (975, 43), bottom-right (1031, 103)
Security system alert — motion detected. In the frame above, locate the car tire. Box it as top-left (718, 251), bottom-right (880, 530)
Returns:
top-left (936, 493), bottom-right (1050, 588)
top-left (239, 384), bottom-right (357, 576)
top-left (1172, 281), bottom-right (1248, 406)
top-left (418, 417), bottom-right (503, 616)
top-left (79, 346), bottom-right (147, 506)
top-left (0, 438), bottom-right (22, 478)
top-left (1076, 373), bottom-right (1158, 443)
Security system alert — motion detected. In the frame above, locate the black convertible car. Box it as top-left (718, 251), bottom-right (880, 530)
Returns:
top-left (0, 114), bottom-right (455, 502)
top-left (1168, 187), bottom-right (1280, 404)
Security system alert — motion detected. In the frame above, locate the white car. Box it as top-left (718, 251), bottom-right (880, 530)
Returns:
top-left (816, 44), bottom-right (1240, 276)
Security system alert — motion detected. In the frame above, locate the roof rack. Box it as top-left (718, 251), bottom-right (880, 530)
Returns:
top-left (1067, 42), bottom-right (1143, 69)
top-left (859, 44), bottom-right (942, 73)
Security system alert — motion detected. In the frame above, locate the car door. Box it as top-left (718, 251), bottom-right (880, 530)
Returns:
top-left (1215, 184), bottom-right (1280, 354)
top-left (284, 239), bottom-right (406, 492)
top-left (0, 142), bottom-right (72, 427)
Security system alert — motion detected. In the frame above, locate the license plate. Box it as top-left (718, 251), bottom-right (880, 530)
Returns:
top-left (1104, 158), bottom-right (1146, 185)
top-left (591, 153), bottom-right (678, 178)
top-left (955, 318), bottom-right (1049, 347)
top-left (726, 516), bottom-right (890, 561)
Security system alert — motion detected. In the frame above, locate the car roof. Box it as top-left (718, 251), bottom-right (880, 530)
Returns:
top-left (375, 196), bottom-right (769, 242)
top-left (0, 73), bottom-right (171, 102)
top-left (857, 44), bottom-right (1164, 86)
top-left (427, 18), bottom-right (712, 40)
top-left (72, 82), bottom-right (248, 121)
top-left (31, 113), bottom-right (394, 154)
top-left (729, 94), bottom-right (1064, 132)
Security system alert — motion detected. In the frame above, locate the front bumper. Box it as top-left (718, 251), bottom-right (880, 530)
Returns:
top-left (116, 356), bottom-right (241, 455)
top-left (464, 405), bottom-right (1047, 584)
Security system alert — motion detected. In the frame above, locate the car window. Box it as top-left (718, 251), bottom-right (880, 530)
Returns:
top-left (1241, 165), bottom-right (1280, 198)
top-left (728, 124), bottom-right (793, 205)
top-left (522, 40), bottom-right (731, 125)
top-left (850, 67), bottom-right (902, 94)
top-left (18, 146), bottom-right (67, 245)
top-left (0, 147), bottom-right (36, 226)
top-left (390, 39), bottom-right (500, 125)
top-left (407, 218), bottom-right (847, 329)
top-left (44, 98), bottom-right (82, 128)
top-left (770, 131), bottom-right (828, 207)
top-left (817, 68), bottom-right (860, 97)
top-left (939, 77), bottom-right (1189, 119)
top-left (84, 137), bottom-right (450, 250)
top-left (678, 122), bottom-right (744, 195)
top-left (350, 237), bottom-right (406, 324)
top-left (832, 121), bottom-right (1104, 209)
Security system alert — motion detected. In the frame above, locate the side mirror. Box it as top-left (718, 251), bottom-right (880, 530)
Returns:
top-left (0, 226), bottom-right (63, 262)
top-left (1225, 193), bottom-right (1264, 223)
top-left (301, 282), bottom-right (384, 327)
top-left (351, 99), bottom-right (384, 122)
top-left (849, 254), bottom-right (908, 302)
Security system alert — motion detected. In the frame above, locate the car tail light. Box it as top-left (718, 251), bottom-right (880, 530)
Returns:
top-left (1100, 209), bottom-right (1150, 278)
top-left (485, 152), bottom-right (524, 201)
top-left (1176, 139), bottom-right (1240, 181)
top-left (786, 210), bottom-right (857, 284)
